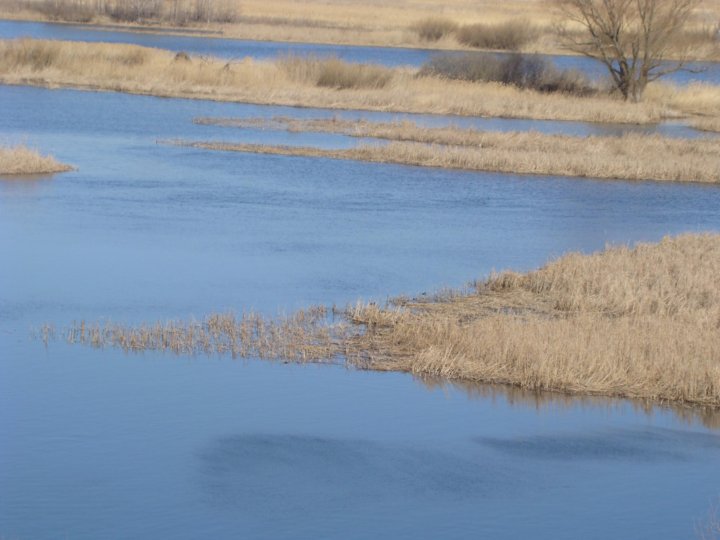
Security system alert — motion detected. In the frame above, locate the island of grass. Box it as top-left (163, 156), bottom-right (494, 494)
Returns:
top-left (181, 116), bottom-right (720, 184)
top-left (0, 145), bottom-right (72, 176)
top-left (59, 234), bottom-right (720, 407)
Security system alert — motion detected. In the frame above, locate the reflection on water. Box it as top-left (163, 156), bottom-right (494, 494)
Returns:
top-left (418, 376), bottom-right (720, 431)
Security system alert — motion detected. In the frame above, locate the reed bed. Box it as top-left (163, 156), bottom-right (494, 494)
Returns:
top-left (0, 144), bottom-right (72, 175)
top-left (174, 119), bottom-right (720, 183)
top-left (53, 234), bottom-right (720, 407)
top-left (1, 38), bottom-right (706, 125)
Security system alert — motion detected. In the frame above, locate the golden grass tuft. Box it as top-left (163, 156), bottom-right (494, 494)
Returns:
top-left (177, 117), bottom-right (720, 183)
top-left (411, 16), bottom-right (459, 42)
top-left (0, 38), bottom-right (703, 125)
top-left (0, 144), bottom-right (72, 175)
top-left (53, 234), bottom-right (720, 407)
top-left (455, 20), bottom-right (540, 50)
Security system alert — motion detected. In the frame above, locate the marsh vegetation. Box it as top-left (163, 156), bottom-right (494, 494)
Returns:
top-left (52, 234), bottom-right (720, 407)
top-left (0, 144), bottom-right (71, 175)
top-left (3, 0), bottom-right (718, 62)
top-left (182, 117), bottom-right (720, 183)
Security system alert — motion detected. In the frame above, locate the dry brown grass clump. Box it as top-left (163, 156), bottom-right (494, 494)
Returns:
top-left (456, 20), bottom-right (540, 50)
top-left (348, 234), bottom-right (720, 406)
top-left (177, 118), bottom-right (720, 183)
top-left (412, 17), bottom-right (459, 42)
top-left (278, 55), bottom-right (393, 89)
top-left (0, 38), bottom-right (695, 124)
top-left (694, 117), bottom-right (720, 133)
top-left (0, 144), bottom-right (72, 175)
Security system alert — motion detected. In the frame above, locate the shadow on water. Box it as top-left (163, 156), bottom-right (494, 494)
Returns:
top-left (197, 433), bottom-right (508, 509)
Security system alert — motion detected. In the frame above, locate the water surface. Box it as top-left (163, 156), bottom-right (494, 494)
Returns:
top-left (1, 84), bottom-right (719, 539)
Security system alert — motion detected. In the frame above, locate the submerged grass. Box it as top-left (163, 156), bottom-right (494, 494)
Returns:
top-left (63, 307), bottom-right (349, 361)
top-left (53, 234), bottom-right (720, 407)
top-left (175, 118), bottom-right (720, 183)
top-left (2, 38), bottom-right (715, 124)
top-left (0, 144), bottom-right (72, 175)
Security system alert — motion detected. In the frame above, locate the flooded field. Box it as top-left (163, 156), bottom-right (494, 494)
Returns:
top-left (1, 18), bottom-right (719, 85)
top-left (1, 80), bottom-right (719, 539)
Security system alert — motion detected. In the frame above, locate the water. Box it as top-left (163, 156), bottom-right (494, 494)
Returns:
top-left (1, 84), bottom-right (720, 539)
top-left (1, 18), bottom-right (719, 85)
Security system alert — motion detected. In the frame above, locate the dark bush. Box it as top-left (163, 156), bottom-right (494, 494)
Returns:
top-left (418, 53), bottom-right (596, 95)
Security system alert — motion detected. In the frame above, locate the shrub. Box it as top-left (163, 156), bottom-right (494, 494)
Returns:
top-left (316, 59), bottom-right (393, 89)
top-left (412, 17), bottom-right (459, 42)
top-left (418, 53), bottom-right (596, 95)
top-left (279, 55), bottom-right (393, 90)
top-left (456, 20), bottom-right (539, 50)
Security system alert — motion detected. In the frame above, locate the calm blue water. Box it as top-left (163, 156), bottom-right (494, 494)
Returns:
top-left (1, 84), bottom-right (719, 540)
top-left (1, 18), bottom-right (719, 85)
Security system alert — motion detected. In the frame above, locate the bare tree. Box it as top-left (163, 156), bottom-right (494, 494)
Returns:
top-left (554, 0), bottom-right (700, 101)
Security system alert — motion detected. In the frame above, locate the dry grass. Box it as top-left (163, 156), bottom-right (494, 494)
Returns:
top-left (412, 17), bottom-right (459, 42)
top-left (177, 118), bottom-right (720, 183)
top-left (348, 234), bottom-right (720, 407)
top-left (61, 307), bottom-right (349, 361)
top-left (1, 38), bottom-right (703, 125)
top-left (456, 20), bottom-right (540, 51)
top-left (3, 0), bottom-right (718, 59)
top-left (694, 117), bottom-right (720, 132)
top-left (53, 234), bottom-right (720, 408)
top-left (0, 144), bottom-right (72, 175)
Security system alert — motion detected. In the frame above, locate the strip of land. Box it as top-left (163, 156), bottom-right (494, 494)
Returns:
top-left (55, 234), bottom-right (720, 407)
top-left (2, 0), bottom-right (719, 60)
top-left (171, 121), bottom-right (720, 183)
top-left (0, 145), bottom-right (72, 175)
top-left (2, 39), bottom-right (719, 125)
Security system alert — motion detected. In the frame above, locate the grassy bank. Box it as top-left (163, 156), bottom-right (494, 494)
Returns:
top-left (4, 38), bottom-right (718, 124)
top-left (56, 234), bottom-right (720, 407)
top-left (173, 119), bottom-right (720, 183)
top-left (0, 144), bottom-right (72, 175)
top-left (2, 0), bottom-right (719, 60)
